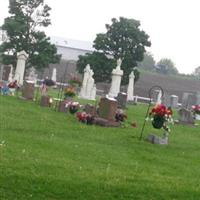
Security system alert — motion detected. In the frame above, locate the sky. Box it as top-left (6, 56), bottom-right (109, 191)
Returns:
top-left (1, 0), bottom-right (200, 74)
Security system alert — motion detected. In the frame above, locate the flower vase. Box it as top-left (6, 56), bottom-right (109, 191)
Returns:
top-left (152, 114), bottom-right (165, 129)
top-left (195, 114), bottom-right (200, 120)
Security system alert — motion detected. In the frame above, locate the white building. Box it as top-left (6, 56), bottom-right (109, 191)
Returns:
top-left (50, 36), bottom-right (94, 61)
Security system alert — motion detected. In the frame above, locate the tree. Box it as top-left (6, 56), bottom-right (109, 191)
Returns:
top-left (77, 17), bottom-right (151, 84)
top-left (77, 52), bottom-right (115, 83)
top-left (0, 0), bottom-right (61, 70)
top-left (156, 58), bottom-right (178, 75)
top-left (137, 52), bottom-right (156, 72)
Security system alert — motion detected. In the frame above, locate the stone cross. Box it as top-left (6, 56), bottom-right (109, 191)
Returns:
top-left (127, 71), bottom-right (135, 101)
top-left (14, 50), bottom-right (29, 85)
top-left (108, 58), bottom-right (123, 98)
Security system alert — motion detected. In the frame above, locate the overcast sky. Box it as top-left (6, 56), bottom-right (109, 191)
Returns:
top-left (1, 0), bottom-right (200, 74)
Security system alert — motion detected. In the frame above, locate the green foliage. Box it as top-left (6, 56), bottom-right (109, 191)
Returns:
top-left (156, 58), bottom-right (179, 75)
top-left (1, 96), bottom-right (200, 199)
top-left (0, 0), bottom-right (61, 70)
top-left (77, 52), bottom-right (115, 83)
top-left (137, 52), bottom-right (156, 72)
top-left (77, 17), bottom-right (151, 85)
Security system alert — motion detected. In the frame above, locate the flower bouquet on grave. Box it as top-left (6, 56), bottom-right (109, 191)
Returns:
top-left (115, 109), bottom-right (127, 122)
top-left (191, 105), bottom-right (200, 120)
top-left (64, 86), bottom-right (76, 99)
top-left (65, 101), bottom-right (80, 114)
top-left (76, 112), bottom-right (95, 125)
top-left (149, 104), bottom-right (173, 132)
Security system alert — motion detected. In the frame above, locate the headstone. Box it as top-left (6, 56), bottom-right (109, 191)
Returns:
top-left (98, 97), bottom-right (118, 121)
top-left (27, 67), bottom-right (37, 85)
top-left (127, 71), bottom-right (135, 101)
top-left (108, 58), bottom-right (123, 98)
top-left (14, 50), bottom-right (29, 85)
top-left (79, 64), bottom-right (96, 100)
top-left (58, 100), bottom-right (67, 113)
top-left (178, 108), bottom-right (194, 124)
top-left (8, 65), bottom-right (13, 82)
top-left (51, 68), bottom-right (57, 83)
top-left (156, 90), bottom-right (162, 104)
top-left (170, 95), bottom-right (179, 108)
top-left (0, 65), bottom-right (3, 80)
top-left (196, 92), bottom-right (200, 105)
top-left (147, 134), bottom-right (168, 145)
top-left (21, 81), bottom-right (35, 100)
top-left (162, 94), bottom-right (170, 107)
top-left (40, 95), bottom-right (52, 107)
top-left (2, 65), bottom-right (12, 81)
top-left (116, 92), bottom-right (127, 109)
top-left (182, 93), bottom-right (196, 109)
top-left (84, 104), bottom-right (96, 116)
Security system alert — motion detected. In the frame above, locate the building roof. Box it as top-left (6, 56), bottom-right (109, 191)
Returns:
top-left (50, 36), bottom-right (94, 51)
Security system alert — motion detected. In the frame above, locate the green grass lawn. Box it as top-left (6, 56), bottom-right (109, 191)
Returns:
top-left (0, 95), bottom-right (200, 200)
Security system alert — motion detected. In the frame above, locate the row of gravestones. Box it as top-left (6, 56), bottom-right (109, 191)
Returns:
top-left (19, 79), bottom-right (123, 127)
top-left (178, 92), bottom-right (200, 125)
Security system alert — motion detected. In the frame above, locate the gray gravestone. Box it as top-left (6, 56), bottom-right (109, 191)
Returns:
top-left (196, 92), bottom-right (200, 105)
top-left (163, 94), bottom-right (170, 107)
top-left (116, 92), bottom-right (127, 109)
top-left (84, 104), bottom-right (96, 116)
top-left (147, 134), bottom-right (168, 145)
top-left (182, 93), bottom-right (196, 109)
top-left (170, 95), bottom-right (178, 108)
top-left (0, 65), bottom-right (3, 80)
top-left (178, 108), bottom-right (194, 124)
top-left (2, 65), bottom-right (11, 81)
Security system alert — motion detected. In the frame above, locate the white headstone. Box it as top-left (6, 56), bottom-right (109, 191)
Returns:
top-left (127, 71), bottom-right (135, 101)
top-left (79, 64), bottom-right (96, 100)
top-left (14, 50), bottom-right (29, 85)
top-left (51, 68), bottom-right (57, 82)
top-left (156, 90), bottom-right (162, 104)
top-left (90, 84), bottom-right (97, 100)
top-left (170, 95), bottom-right (178, 108)
top-left (27, 67), bottom-right (37, 85)
top-left (8, 65), bottom-right (13, 82)
top-left (108, 58), bottom-right (123, 98)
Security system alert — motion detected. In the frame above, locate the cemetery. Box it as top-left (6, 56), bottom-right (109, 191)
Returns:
top-left (1, 55), bottom-right (200, 199)
top-left (1, 1), bottom-right (200, 199)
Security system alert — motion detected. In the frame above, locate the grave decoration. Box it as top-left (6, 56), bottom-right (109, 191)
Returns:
top-left (148, 104), bottom-right (173, 131)
top-left (115, 109), bottom-right (127, 122)
top-left (139, 86), bottom-right (174, 145)
top-left (65, 101), bottom-right (80, 114)
top-left (76, 112), bottom-right (95, 125)
top-left (191, 105), bottom-right (200, 120)
top-left (64, 86), bottom-right (76, 99)
top-left (8, 80), bottom-right (19, 95)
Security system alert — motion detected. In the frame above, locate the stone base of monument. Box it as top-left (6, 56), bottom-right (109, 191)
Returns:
top-left (94, 117), bottom-right (120, 127)
top-left (147, 134), bottom-right (168, 145)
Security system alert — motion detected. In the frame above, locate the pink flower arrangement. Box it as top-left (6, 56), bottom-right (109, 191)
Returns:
top-left (76, 112), bottom-right (94, 125)
top-left (191, 105), bottom-right (200, 115)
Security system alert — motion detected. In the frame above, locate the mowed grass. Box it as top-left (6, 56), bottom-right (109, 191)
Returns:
top-left (0, 95), bottom-right (200, 200)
